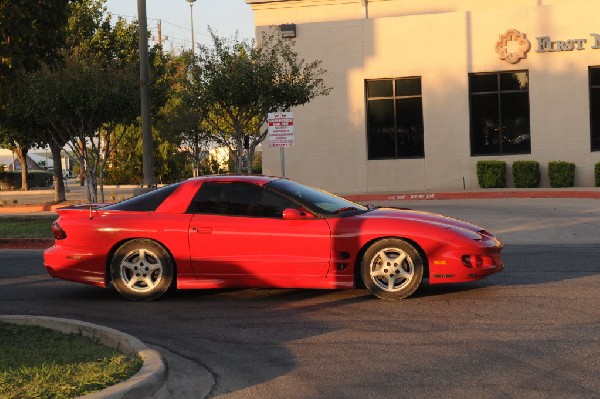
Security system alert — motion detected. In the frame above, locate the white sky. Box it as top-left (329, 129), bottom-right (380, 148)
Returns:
top-left (104, 0), bottom-right (255, 51)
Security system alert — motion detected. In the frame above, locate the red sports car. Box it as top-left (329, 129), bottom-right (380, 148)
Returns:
top-left (44, 175), bottom-right (503, 301)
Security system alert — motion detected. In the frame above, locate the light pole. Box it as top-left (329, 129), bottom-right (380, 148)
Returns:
top-left (186, 0), bottom-right (197, 55)
top-left (137, 0), bottom-right (154, 189)
top-left (187, 0), bottom-right (198, 176)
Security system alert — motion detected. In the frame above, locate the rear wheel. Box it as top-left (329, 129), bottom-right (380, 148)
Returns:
top-left (361, 238), bottom-right (423, 300)
top-left (110, 239), bottom-right (173, 301)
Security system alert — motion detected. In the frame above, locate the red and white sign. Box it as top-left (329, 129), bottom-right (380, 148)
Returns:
top-left (268, 112), bottom-right (294, 148)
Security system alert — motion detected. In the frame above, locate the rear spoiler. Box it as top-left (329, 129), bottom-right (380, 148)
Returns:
top-left (56, 203), bottom-right (109, 219)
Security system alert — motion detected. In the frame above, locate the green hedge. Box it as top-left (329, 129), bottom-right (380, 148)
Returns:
top-left (548, 161), bottom-right (575, 188)
top-left (512, 160), bottom-right (540, 188)
top-left (595, 162), bottom-right (600, 187)
top-left (476, 160), bottom-right (506, 188)
top-left (0, 170), bottom-right (53, 190)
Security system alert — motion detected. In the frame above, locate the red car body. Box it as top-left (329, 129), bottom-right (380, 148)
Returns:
top-left (44, 175), bottom-right (503, 300)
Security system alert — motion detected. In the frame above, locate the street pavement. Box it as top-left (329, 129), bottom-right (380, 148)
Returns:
top-left (1, 185), bottom-right (599, 398)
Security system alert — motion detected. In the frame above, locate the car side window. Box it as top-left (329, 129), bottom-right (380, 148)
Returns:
top-left (188, 182), bottom-right (297, 218)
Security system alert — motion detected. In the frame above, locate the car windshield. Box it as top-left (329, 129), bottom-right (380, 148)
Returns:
top-left (267, 179), bottom-right (367, 216)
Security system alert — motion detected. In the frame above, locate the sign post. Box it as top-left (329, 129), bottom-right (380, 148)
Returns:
top-left (268, 112), bottom-right (294, 177)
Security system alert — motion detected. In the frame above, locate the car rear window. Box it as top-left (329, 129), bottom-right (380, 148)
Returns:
top-left (103, 183), bottom-right (182, 212)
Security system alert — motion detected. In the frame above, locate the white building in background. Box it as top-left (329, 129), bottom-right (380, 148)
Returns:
top-left (0, 149), bottom-right (16, 171)
top-left (0, 149), bottom-right (47, 171)
top-left (247, 0), bottom-right (600, 194)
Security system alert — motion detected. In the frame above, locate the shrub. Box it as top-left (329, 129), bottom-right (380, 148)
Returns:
top-left (512, 160), bottom-right (540, 188)
top-left (0, 170), bottom-right (53, 190)
top-left (476, 160), bottom-right (506, 188)
top-left (595, 162), bottom-right (600, 187)
top-left (28, 170), bottom-right (54, 188)
top-left (548, 161), bottom-right (575, 188)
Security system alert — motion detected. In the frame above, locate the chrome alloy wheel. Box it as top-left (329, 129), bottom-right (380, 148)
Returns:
top-left (119, 248), bottom-right (163, 292)
top-left (369, 247), bottom-right (415, 292)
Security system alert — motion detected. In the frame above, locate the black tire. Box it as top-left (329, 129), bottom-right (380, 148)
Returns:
top-left (361, 238), bottom-right (424, 300)
top-left (110, 239), bottom-right (174, 301)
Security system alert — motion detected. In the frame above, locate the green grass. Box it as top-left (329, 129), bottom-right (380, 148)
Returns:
top-left (0, 322), bottom-right (142, 399)
top-left (0, 215), bottom-right (55, 238)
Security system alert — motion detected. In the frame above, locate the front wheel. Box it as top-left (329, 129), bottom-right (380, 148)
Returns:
top-left (110, 239), bottom-right (174, 301)
top-left (361, 238), bottom-right (424, 300)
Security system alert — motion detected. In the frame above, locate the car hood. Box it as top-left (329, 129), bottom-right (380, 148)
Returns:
top-left (361, 207), bottom-right (487, 234)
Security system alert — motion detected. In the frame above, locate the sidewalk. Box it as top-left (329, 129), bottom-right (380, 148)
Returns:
top-left (344, 186), bottom-right (600, 202)
top-left (0, 183), bottom-right (138, 213)
top-left (2, 182), bottom-right (600, 210)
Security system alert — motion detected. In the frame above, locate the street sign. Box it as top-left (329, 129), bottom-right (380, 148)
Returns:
top-left (268, 112), bottom-right (294, 148)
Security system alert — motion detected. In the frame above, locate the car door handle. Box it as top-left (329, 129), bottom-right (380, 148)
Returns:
top-left (192, 227), bottom-right (213, 234)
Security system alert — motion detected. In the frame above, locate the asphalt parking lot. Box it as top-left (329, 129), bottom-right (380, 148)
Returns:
top-left (371, 197), bottom-right (600, 245)
top-left (1, 193), bottom-right (599, 398)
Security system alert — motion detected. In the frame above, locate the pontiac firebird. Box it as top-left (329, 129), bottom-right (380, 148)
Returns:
top-left (43, 175), bottom-right (504, 301)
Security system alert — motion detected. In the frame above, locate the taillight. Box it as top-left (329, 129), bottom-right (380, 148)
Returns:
top-left (462, 254), bottom-right (484, 268)
top-left (52, 221), bottom-right (67, 240)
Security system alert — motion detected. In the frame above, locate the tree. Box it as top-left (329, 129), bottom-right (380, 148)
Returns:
top-left (57, 0), bottom-right (141, 200)
top-left (23, 0), bottom-right (143, 202)
top-left (0, 128), bottom-right (37, 191)
top-left (0, 0), bottom-right (70, 83)
top-left (0, 0), bottom-right (71, 193)
top-left (103, 123), bottom-right (190, 186)
top-left (102, 49), bottom-right (201, 185)
top-left (187, 28), bottom-right (332, 174)
top-left (151, 50), bottom-right (209, 177)
top-left (0, 80), bottom-right (31, 190)
top-left (29, 55), bottom-right (139, 203)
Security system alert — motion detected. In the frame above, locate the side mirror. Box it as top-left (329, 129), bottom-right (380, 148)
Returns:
top-left (282, 208), bottom-right (316, 220)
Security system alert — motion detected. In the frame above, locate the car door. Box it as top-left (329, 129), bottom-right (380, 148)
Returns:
top-left (187, 181), bottom-right (332, 287)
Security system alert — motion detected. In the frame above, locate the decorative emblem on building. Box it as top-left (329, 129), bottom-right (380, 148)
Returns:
top-left (495, 29), bottom-right (531, 64)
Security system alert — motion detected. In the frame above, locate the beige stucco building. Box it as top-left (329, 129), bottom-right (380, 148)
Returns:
top-left (247, 0), bottom-right (600, 194)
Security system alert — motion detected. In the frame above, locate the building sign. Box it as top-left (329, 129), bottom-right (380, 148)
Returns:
top-left (268, 112), bottom-right (294, 148)
top-left (536, 33), bottom-right (600, 52)
top-left (497, 29), bottom-right (600, 63)
top-left (496, 29), bottom-right (531, 64)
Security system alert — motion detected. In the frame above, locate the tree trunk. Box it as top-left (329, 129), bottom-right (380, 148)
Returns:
top-left (236, 135), bottom-right (244, 174)
top-left (78, 139), bottom-right (85, 186)
top-left (86, 170), bottom-right (98, 203)
top-left (247, 146), bottom-right (256, 175)
top-left (99, 167), bottom-right (105, 203)
top-left (50, 142), bottom-right (66, 202)
top-left (14, 147), bottom-right (29, 191)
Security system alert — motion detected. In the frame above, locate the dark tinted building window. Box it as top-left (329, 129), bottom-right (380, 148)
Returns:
top-left (469, 71), bottom-right (531, 156)
top-left (366, 77), bottom-right (424, 159)
top-left (590, 67), bottom-right (600, 151)
top-left (188, 182), bottom-right (297, 218)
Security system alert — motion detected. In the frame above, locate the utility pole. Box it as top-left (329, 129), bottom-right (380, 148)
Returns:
top-left (187, 0), bottom-right (198, 176)
top-left (187, 0), bottom-right (197, 55)
top-left (157, 20), bottom-right (162, 46)
top-left (137, 0), bottom-right (154, 188)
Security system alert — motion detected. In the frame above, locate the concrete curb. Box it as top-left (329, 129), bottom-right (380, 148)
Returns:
top-left (0, 203), bottom-right (68, 213)
top-left (0, 315), bottom-right (167, 399)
